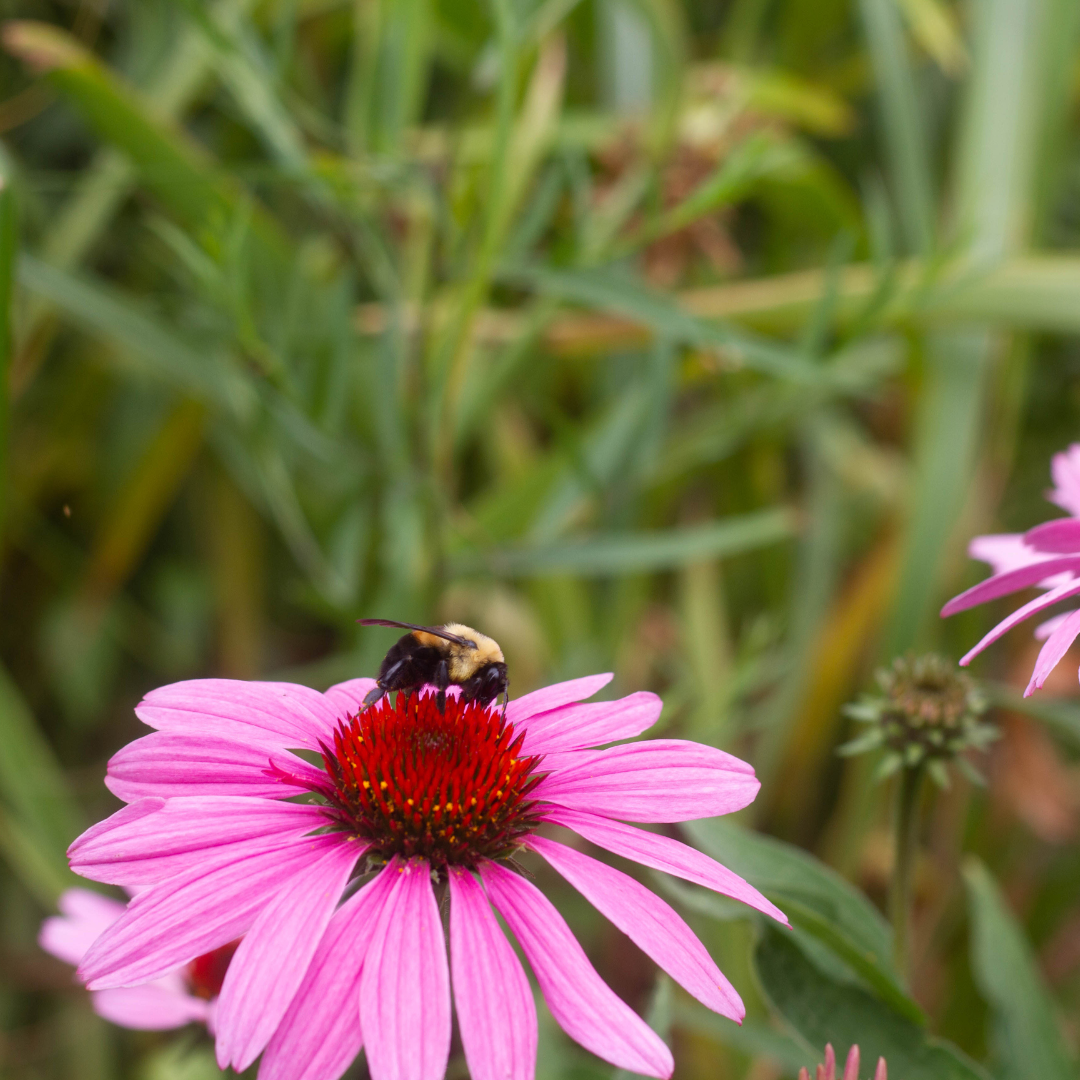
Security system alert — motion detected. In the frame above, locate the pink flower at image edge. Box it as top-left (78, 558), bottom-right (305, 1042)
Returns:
top-left (39, 888), bottom-right (221, 1030)
top-left (66, 672), bottom-right (789, 1080)
top-left (942, 442), bottom-right (1080, 696)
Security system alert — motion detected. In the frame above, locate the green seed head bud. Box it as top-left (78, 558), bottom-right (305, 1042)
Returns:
top-left (840, 654), bottom-right (997, 786)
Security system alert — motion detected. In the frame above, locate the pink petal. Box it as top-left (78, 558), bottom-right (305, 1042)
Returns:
top-left (541, 807), bottom-right (787, 924)
top-left (80, 834), bottom-right (349, 989)
top-left (529, 835), bottom-right (743, 1020)
top-left (1024, 519), bottom-right (1080, 554)
top-left (480, 861), bottom-right (673, 1078)
top-left (874, 1057), bottom-right (888, 1080)
top-left (360, 859), bottom-right (451, 1080)
top-left (136, 679), bottom-right (340, 749)
top-left (448, 869), bottom-right (537, 1080)
top-left (1024, 607), bottom-right (1080, 696)
top-left (1035, 611), bottom-right (1074, 640)
top-left (322, 678), bottom-right (377, 718)
top-left (258, 864), bottom-right (398, 1080)
top-left (1049, 444), bottom-right (1080, 516)
top-left (842, 1044), bottom-right (859, 1080)
top-left (968, 534), bottom-right (1042, 573)
top-left (68, 800), bottom-right (165, 855)
top-left (216, 838), bottom-right (362, 1070)
top-left (40, 889), bottom-right (127, 966)
top-left (536, 740), bottom-right (758, 823)
top-left (960, 576), bottom-right (1080, 666)
top-left (105, 733), bottom-right (305, 802)
top-left (92, 985), bottom-right (210, 1030)
top-left (70, 797), bottom-right (327, 885)
top-left (520, 692), bottom-right (662, 755)
top-left (508, 674), bottom-right (614, 726)
top-left (939, 554), bottom-right (1080, 617)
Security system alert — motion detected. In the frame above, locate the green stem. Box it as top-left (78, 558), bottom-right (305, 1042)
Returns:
top-left (890, 763), bottom-right (924, 983)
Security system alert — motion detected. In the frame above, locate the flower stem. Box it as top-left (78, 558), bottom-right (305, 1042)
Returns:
top-left (889, 763), bottom-right (924, 983)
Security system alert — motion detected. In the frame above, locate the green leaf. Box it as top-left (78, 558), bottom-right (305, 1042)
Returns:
top-left (455, 507), bottom-right (796, 577)
top-left (500, 262), bottom-right (825, 385)
top-left (18, 255), bottom-right (255, 416)
top-left (755, 926), bottom-right (991, 1080)
top-left (673, 1000), bottom-right (814, 1073)
top-left (963, 858), bottom-right (1076, 1080)
top-left (4, 21), bottom-right (286, 257)
top-left (683, 817), bottom-right (922, 1023)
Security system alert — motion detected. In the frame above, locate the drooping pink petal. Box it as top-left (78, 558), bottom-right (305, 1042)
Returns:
top-left (540, 807), bottom-right (787, 924)
top-left (529, 835), bottom-right (743, 1020)
top-left (536, 740), bottom-right (758, 823)
top-left (938, 554), bottom-right (1080, 618)
top-left (968, 533), bottom-right (1039, 574)
top-left (480, 861), bottom-right (673, 1078)
top-left (322, 678), bottom-right (378, 718)
top-left (136, 680), bottom-right (339, 749)
top-left (874, 1056), bottom-right (888, 1080)
top-left (1024, 607), bottom-right (1080, 696)
top-left (92, 985), bottom-right (210, 1030)
top-left (80, 834), bottom-right (346, 989)
top-left (70, 797), bottom-right (327, 884)
top-left (259, 864), bottom-right (399, 1080)
top-left (1024, 519), bottom-right (1080, 554)
top-left (448, 869), bottom-right (537, 1080)
top-left (359, 859), bottom-right (452, 1080)
top-left (105, 732), bottom-right (305, 803)
top-left (1035, 610), bottom-right (1074, 640)
top-left (1049, 444), bottom-right (1080, 516)
top-left (959, 575), bottom-right (1080, 666)
top-left (507, 674), bottom-right (613, 727)
top-left (216, 838), bottom-right (363, 1070)
top-left (39, 889), bottom-right (127, 965)
top-left (520, 692), bottom-right (662, 755)
top-left (842, 1044), bottom-right (859, 1080)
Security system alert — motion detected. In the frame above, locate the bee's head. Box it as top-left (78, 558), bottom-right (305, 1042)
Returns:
top-left (473, 661), bottom-right (509, 705)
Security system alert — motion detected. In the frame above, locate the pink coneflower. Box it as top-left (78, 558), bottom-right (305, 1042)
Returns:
top-left (943, 443), bottom-right (1080, 695)
top-left (68, 673), bottom-right (787, 1080)
top-left (39, 887), bottom-right (236, 1030)
top-left (799, 1044), bottom-right (887, 1080)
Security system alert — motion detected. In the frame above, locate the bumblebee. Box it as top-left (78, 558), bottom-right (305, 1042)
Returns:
top-left (359, 619), bottom-right (508, 713)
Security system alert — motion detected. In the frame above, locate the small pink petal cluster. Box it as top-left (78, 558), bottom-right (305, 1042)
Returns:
top-left (799, 1044), bottom-right (886, 1080)
top-left (67, 673), bottom-right (787, 1080)
top-left (943, 443), bottom-right (1080, 695)
top-left (39, 888), bottom-right (235, 1030)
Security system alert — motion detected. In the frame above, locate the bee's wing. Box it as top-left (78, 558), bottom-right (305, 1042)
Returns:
top-left (358, 618), bottom-right (475, 647)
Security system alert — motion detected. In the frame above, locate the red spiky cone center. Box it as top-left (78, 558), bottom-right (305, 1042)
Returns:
top-left (319, 692), bottom-right (545, 867)
top-left (185, 940), bottom-right (240, 1000)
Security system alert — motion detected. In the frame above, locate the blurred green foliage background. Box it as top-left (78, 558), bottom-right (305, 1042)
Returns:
top-left (3, 0), bottom-right (1080, 1077)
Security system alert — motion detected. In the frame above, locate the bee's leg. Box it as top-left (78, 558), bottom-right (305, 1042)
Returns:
top-left (434, 659), bottom-right (450, 714)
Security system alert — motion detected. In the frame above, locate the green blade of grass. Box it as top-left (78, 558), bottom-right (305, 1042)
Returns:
top-left (3, 21), bottom-right (287, 257)
top-left (454, 506), bottom-right (796, 576)
top-left (858, 0), bottom-right (935, 254)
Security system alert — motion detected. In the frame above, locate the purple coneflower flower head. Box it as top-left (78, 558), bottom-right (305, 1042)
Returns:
top-left (67, 673), bottom-right (787, 1080)
top-left (942, 442), bottom-right (1080, 695)
top-left (798, 1044), bottom-right (887, 1080)
top-left (39, 887), bottom-right (236, 1030)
